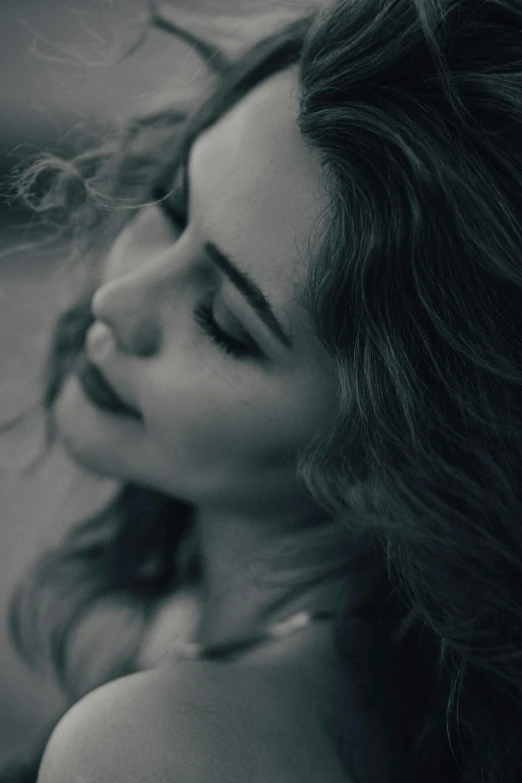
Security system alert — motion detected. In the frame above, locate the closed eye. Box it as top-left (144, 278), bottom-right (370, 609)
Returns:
top-left (194, 302), bottom-right (263, 360)
top-left (152, 183), bottom-right (264, 362)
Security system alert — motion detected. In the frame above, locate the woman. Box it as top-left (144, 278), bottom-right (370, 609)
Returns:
top-left (1, 0), bottom-right (521, 780)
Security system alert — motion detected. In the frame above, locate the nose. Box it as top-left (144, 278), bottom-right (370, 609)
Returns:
top-left (90, 275), bottom-right (162, 358)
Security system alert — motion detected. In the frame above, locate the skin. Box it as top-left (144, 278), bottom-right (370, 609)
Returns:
top-left (52, 65), bottom-right (350, 654)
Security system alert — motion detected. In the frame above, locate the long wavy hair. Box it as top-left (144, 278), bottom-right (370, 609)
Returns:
top-left (1, 1), bottom-right (522, 781)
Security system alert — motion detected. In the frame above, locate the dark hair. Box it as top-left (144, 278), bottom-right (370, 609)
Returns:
top-left (1, 1), bottom-right (522, 782)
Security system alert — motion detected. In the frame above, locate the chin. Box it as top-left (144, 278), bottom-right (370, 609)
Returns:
top-left (51, 373), bottom-right (141, 481)
top-left (55, 413), bottom-right (127, 480)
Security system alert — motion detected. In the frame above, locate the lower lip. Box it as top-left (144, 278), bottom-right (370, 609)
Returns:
top-left (76, 355), bottom-right (142, 420)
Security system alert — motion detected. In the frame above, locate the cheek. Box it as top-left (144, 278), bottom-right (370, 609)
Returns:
top-left (142, 367), bottom-right (306, 471)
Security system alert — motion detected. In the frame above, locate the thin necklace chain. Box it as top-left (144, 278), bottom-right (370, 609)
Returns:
top-left (171, 608), bottom-right (338, 662)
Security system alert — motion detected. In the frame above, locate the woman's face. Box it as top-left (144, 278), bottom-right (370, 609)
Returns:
top-left (53, 65), bottom-right (336, 515)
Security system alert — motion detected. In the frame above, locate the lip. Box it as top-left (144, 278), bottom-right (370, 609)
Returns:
top-left (75, 353), bottom-right (142, 420)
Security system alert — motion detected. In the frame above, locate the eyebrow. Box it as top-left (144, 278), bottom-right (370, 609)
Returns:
top-left (179, 151), bottom-right (294, 351)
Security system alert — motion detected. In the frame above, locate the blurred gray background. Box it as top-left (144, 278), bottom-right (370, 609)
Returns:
top-left (0, 0), bottom-right (306, 769)
top-left (0, 0), bottom-right (203, 767)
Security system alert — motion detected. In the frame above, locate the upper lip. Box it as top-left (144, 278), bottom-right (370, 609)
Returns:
top-left (77, 353), bottom-right (142, 418)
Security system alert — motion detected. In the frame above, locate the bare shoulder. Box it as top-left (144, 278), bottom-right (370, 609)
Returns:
top-left (37, 664), bottom-right (351, 783)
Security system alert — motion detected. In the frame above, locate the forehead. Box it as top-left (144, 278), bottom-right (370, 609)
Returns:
top-left (189, 65), bottom-right (328, 328)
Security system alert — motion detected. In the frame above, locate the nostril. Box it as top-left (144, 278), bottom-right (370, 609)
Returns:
top-left (131, 323), bottom-right (162, 358)
top-left (89, 284), bottom-right (162, 358)
top-left (86, 321), bottom-right (117, 363)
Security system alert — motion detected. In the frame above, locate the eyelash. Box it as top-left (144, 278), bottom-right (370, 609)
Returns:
top-left (194, 302), bottom-right (259, 359)
top-left (152, 182), bottom-right (262, 361)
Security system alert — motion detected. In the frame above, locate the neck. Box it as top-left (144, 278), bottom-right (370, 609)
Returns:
top-left (187, 500), bottom-right (350, 650)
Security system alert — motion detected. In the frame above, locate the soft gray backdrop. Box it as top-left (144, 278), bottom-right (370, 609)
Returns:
top-left (0, 0), bottom-right (198, 766)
